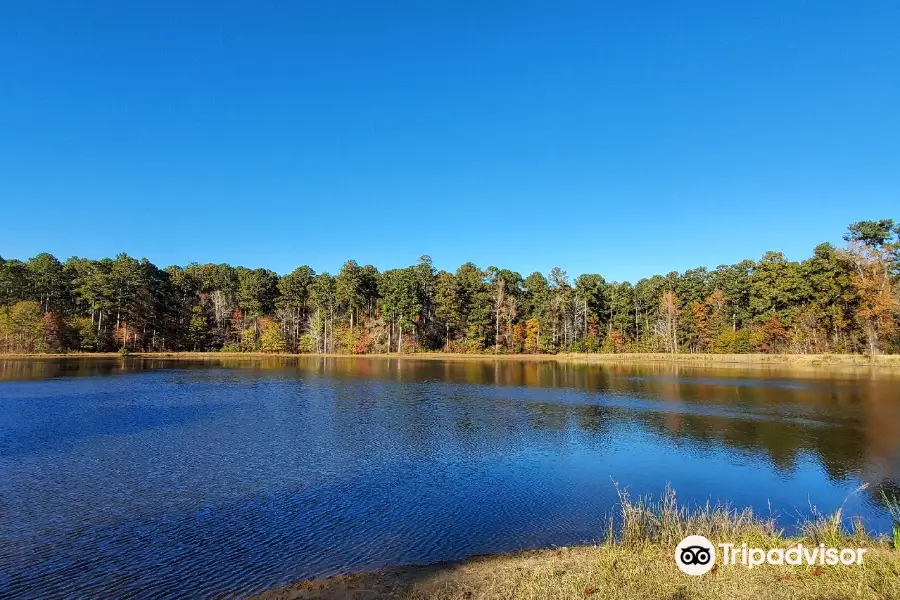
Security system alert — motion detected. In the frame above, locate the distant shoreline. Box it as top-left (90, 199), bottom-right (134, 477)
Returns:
top-left (3, 351), bottom-right (900, 371)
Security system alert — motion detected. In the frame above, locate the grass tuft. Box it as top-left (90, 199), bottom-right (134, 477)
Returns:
top-left (613, 482), bottom-right (780, 548)
top-left (882, 490), bottom-right (900, 550)
top-left (799, 483), bottom-right (870, 547)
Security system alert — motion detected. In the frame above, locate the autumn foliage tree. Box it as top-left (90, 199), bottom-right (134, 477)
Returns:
top-left (752, 315), bottom-right (789, 353)
top-left (259, 319), bottom-right (286, 353)
top-left (42, 312), bottom-right (63, 352)
top-left (0, 301), bottom-right (45, 353)
top-left (843, 242), bottom-right (899, 355)
top-left (682, 300), bottom-right (709, 353)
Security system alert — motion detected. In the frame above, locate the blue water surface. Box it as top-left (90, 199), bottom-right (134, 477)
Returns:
top-left (1, 357), bottom-right (898, 598)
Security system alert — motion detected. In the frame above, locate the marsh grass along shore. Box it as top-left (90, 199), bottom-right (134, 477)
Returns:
top-left (5, 351), bottom-right (900, 372)
top-left (257, 487), bottom-right (900, 600)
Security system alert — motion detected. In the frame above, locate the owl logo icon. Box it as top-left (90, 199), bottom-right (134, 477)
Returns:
top-left (675, 535), bottom-right (716, 575)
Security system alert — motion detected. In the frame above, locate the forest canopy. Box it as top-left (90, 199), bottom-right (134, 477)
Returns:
top-left (1, 219), bottom-right (899, 355)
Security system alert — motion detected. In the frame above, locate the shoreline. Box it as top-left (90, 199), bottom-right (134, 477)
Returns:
top-left (252, 542), bottom-right (900, 600)
top-left (3, 351), bottom-right (900, 371)
top-left (254, 484), bottom-right (900, 599)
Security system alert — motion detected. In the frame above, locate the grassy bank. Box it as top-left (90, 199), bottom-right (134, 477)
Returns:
top-left (4, 351), bottom-right (900, 371)
top-left (257, 487), bottom-right (900, 600)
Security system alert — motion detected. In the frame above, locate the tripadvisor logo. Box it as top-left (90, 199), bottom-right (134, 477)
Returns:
top-left (675, 535), bottom-right (716, 575)
top-left (675, 535), bottom-right (868, 576)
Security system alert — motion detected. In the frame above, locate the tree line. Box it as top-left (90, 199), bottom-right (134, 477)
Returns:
top-left (1, 219), bottom-right (898, 355)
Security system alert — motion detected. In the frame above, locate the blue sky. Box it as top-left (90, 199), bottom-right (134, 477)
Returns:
top-left (1, 1), bottom-right (898, 282)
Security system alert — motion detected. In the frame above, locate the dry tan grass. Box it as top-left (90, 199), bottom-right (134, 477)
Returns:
top-left (6, 351), bottom-right (900, 372)
top-left (256, 544), bottom-right (900, 600)
top-left (613, 484), bottom-right (780, 549)
top-left (558, 352), bottom-right (900, 371)
top-left (883, 492), bottom-right (900, 551)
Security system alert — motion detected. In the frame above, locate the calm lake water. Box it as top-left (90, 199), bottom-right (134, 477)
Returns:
top-left (1, 357), bottom-right (899, 598)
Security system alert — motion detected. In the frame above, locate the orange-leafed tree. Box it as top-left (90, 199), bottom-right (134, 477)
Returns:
top-left (524, 318), bottom-right (541, 353)
top-left (843, 242), bottom-right (899, 354)
top-left (683, 300), bottom-right (709, 353)
top-left (607, 329), bottom-right (626, 353)
top-left (751, 314), bottom-right (789, 353)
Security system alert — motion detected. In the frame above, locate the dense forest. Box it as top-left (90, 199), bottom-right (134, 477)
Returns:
top-left (1, 219), bottom-right (898, 356)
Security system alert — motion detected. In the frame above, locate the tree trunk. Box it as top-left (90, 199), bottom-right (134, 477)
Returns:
top-left (585, 298), bottom-right (589, 337)
top-left (635, 309), bottom-right (640, 341)
top-left (97, 310), bottom-right (103, 350)
top-left (866, 321), bottom-right (879, 355)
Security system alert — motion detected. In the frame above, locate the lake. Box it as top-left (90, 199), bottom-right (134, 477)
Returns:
top-left (1, 357), bottom-right (898, 598)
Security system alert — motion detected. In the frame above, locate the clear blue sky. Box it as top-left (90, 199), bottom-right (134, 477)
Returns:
top-left (2, 1), bottom-right (898, 282)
